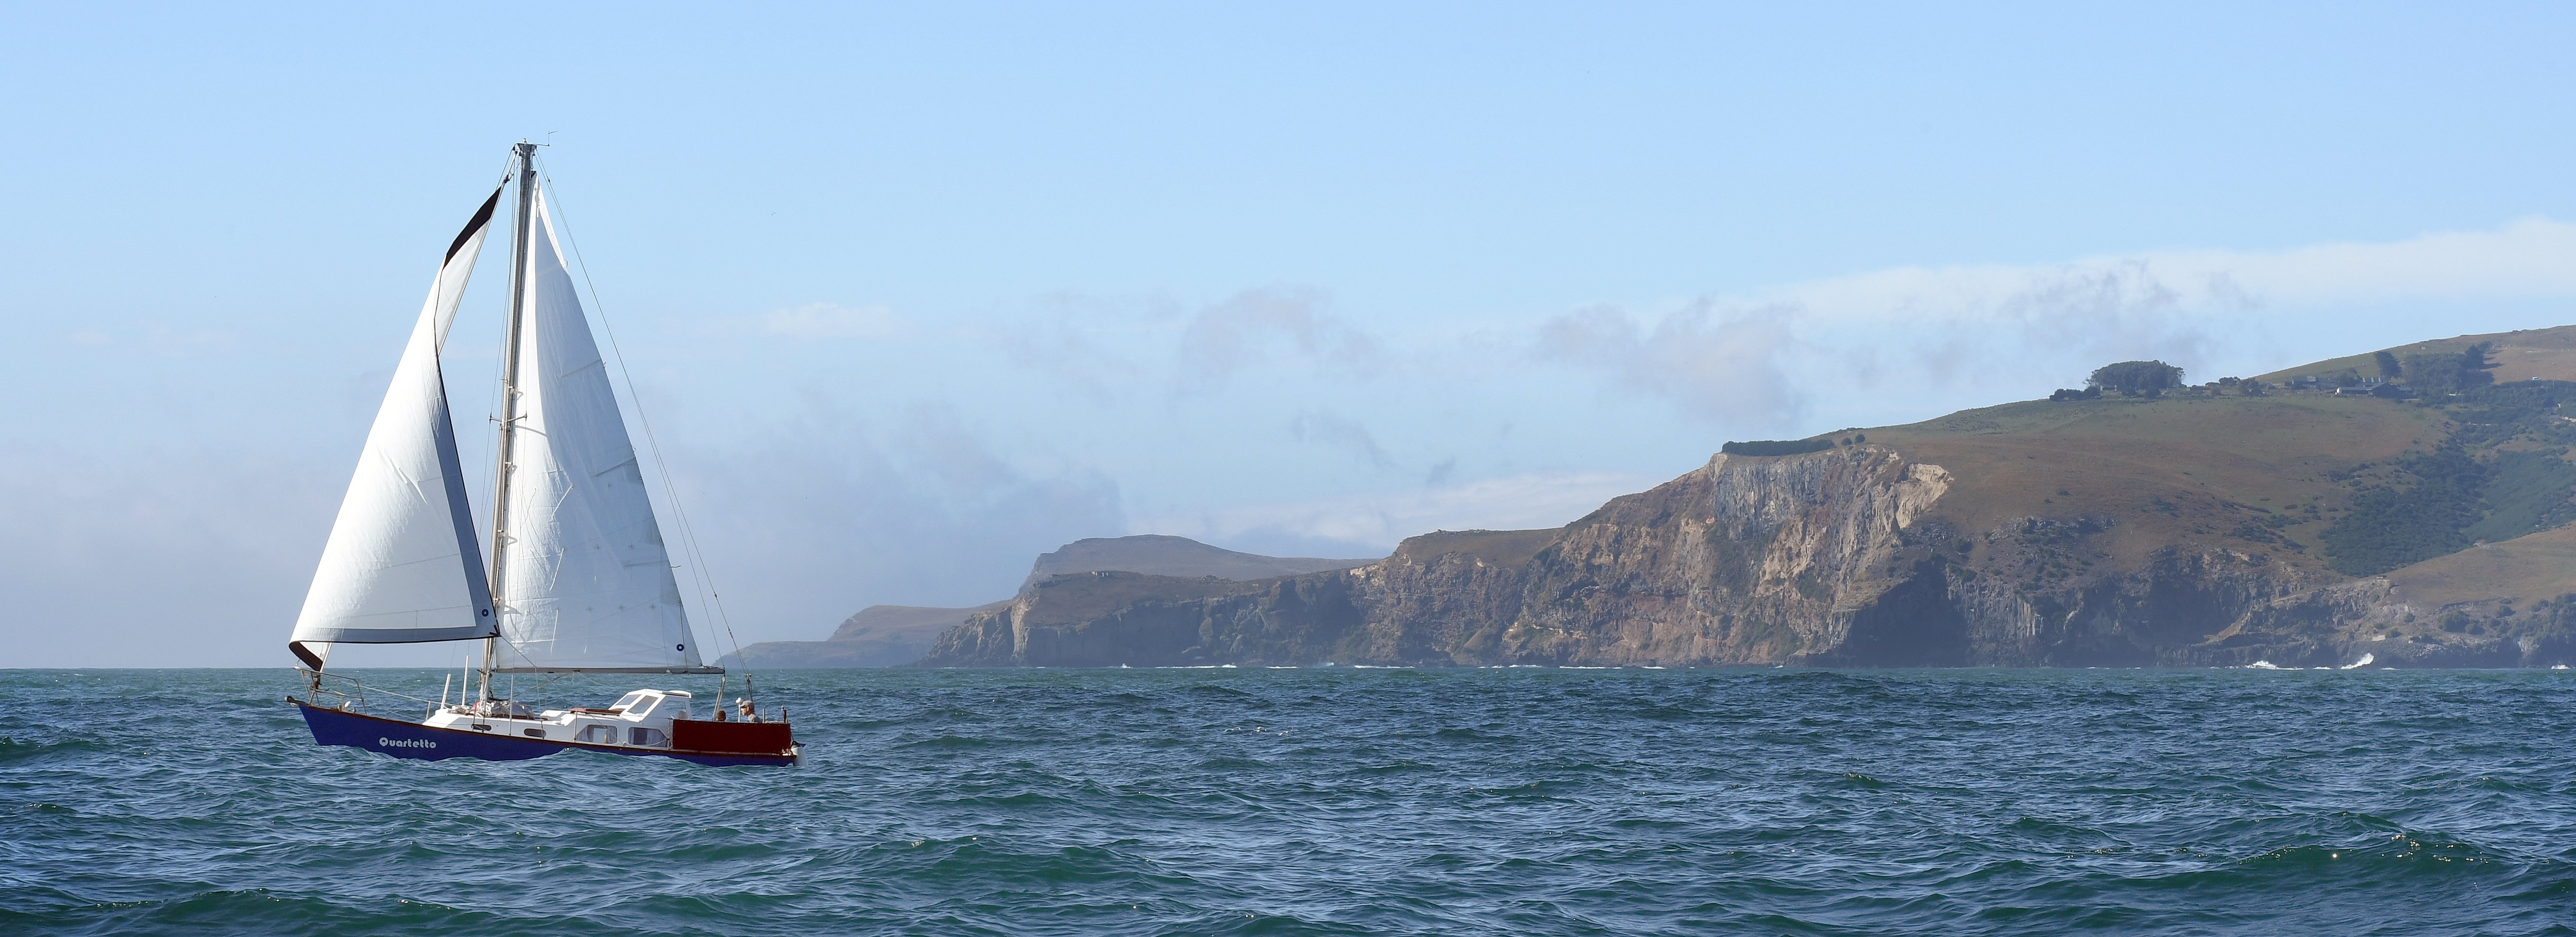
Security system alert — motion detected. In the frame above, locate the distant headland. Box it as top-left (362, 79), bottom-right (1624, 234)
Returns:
top-left (733, 325), bottom-right (2576, 669)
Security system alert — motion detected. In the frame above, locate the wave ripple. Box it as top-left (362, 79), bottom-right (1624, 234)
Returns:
top-left (4, 667), bottom-right (2574, 935)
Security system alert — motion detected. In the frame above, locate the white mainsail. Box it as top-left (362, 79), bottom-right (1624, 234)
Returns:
top-left (289, 189), bottom-right (503, 668)
top-left (490, 190), bottom-right (707, 673)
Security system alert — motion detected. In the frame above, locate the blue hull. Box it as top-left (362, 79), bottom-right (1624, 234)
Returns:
top-left (292, 700), bottom-right (795, 767)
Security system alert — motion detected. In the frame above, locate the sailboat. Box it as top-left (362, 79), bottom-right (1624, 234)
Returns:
top-left (285, 143), bottom-right (798, 766)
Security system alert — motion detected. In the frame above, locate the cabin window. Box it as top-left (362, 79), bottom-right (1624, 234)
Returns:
top-left (522, 728), bottom-right (545, 738)
top-left (611, 692), bottom-right (648, 711)
top-left (576, 725), bottom-right (618, 744)
top-left (630, 728), bottom-right (667, 747)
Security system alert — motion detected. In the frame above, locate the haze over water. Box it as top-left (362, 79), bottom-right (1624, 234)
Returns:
top-left (5, 667), bottom-right (2571, 935)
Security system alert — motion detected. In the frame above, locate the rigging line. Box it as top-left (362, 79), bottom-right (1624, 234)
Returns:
top-left (530, 154), bottom-right (754, 691)
top-left (473, 149), bottom-right (523, 583)
top-left (525, 672), bottom-right (569, 697)
top-left (329, 680), bottom-right (444, 708)
top-left (525, 160), bottom-right (722, 634)
top-left (533, 182), bottom-right (733, 667)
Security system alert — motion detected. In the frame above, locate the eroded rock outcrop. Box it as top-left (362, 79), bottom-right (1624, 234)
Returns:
top-left (919, 446), bottom-right (2576, 668)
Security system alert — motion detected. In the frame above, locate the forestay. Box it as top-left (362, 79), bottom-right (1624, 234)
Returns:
top-left (491, 190), bottom-right (709, 673)
top-left (288, 189), bottom-right (503, 668)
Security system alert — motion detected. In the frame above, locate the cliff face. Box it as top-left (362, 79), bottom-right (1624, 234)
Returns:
top-left (725, 603), bottom-right (1002, 669)
top-left (925, 572), bottom-right (1363, 667)
top-left (1022, 535), bottom-right (1375, 588)
top-left (1488, 447), bottom-right (1951, 665)
top-left (921, 445), bottom-right (2576, 668)
top-left (741, 535), bottom-right (1385, 669)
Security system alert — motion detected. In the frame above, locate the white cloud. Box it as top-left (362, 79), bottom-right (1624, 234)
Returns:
top-left (1173, 288), bottom-right (1380, 393)
top-left (1134, 470), bottom-right (1661, 552)
top-left (1537, 301), bottom-right (1805, 427)
top-left (1539, 217), bottom-right (2576, 422)
top-left (1289, 410), bottom-right (1396, 471)
top-left (674, 401), bottom-right (1126, 637)
top-left (1764, 216), bottom-right (2576, 324)
top-left (0, 446), bottom-right (332, 667)
top-left (987, 291), bottom-right (1162, 403)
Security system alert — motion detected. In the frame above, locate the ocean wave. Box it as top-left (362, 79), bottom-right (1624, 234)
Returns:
top-left (0, 736), bottom-right (108, 765)
top-left (9, 668), bottom-right (2576, 935)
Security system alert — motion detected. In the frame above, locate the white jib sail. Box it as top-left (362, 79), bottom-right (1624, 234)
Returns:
top-left (492, 190), bottom-right (706, 673)
top-left (290, 190), bottom-right (502, 664)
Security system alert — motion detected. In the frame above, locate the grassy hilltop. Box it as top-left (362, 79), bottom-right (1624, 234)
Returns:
top-left (1863, 323), bottom-right (2576, 641)
top-left (2254, 325), bottom-right (2576, 385)
top-left (1869, 392), bottom-right (2435, 581)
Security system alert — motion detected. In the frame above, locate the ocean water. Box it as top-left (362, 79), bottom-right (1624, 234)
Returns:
top-left (4, 667), bottom-right (2574, 936)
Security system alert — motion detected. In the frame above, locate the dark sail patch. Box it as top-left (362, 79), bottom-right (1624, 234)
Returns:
top-left (444, 185), bottom-right (504, 265)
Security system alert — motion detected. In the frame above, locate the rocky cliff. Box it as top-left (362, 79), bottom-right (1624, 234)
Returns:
top-left (735, 535), bottom-right (1381, 668)
top-left (924, 328), bottom-right (2576, 668)
top-left (924, 443), bottom-right (2576, 669)
top-left (1021, 535), bottom-right (1374, 588)
top-left (724, 603), bottom-right (1004, 669)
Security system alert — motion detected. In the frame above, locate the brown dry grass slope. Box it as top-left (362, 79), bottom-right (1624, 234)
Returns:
top-left (2256, 323), bottom-right (2576, 384)
top-left (1866, 393), bottom-right (2444, 577)
top-left (2386, 525), bottom-right (2576, 608)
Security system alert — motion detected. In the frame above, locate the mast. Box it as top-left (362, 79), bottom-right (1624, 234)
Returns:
top-left (482, 141), bottom-right (539, 701)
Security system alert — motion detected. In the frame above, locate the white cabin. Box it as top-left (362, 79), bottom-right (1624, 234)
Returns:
top-left (423, 689), bottom-right (695, 750)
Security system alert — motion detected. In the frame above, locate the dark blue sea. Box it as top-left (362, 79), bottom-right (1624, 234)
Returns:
top-left (4, 667), bottom-right (2574, 936)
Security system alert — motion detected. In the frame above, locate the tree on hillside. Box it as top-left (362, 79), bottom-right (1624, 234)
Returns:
top-left (2375, 350), bottom-right (2404, 379)
top-left (2086, 360), bottom-right (2185, 397)
top-left (2404, 344), bottom-right (2501, 398)
top-left (2464, 342), bottom-right (2498, 386)
top-left (2403, 353), bottom-right (2460, 395)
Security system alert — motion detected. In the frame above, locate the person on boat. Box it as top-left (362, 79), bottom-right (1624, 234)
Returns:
top-left (738, 698), bottom-right (758, 722)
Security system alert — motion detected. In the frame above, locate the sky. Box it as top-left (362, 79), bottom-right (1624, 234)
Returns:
top-left (5, 3), bottom-right (2575, 667)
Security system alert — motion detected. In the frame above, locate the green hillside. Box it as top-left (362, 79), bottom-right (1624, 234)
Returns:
top-left (1863, 328), bottom-right (2576, 619)
top-left (1867, 393), bottom-right (2429, 579)
top-left (2257, 324), bottom-right (2576, 384)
